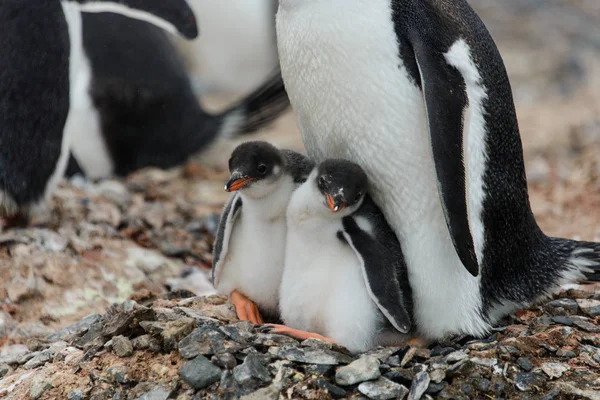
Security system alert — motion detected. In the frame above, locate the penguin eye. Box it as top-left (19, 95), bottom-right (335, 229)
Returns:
top-left (354, 193), bottom-right (362, 202)
top-left (257, 164), bottom-right (267, 175)
top-left (318, 176), bottom-right (327, 188)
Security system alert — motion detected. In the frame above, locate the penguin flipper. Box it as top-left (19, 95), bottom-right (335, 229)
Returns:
top-left (341, 207), bottom-right (412, 334)
top-left (212, 193), bottom-right (243, 287)
top-left (408, 31), bottom-right (479, 277)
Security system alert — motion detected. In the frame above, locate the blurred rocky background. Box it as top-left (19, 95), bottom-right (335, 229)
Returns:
top-left (0, 1), bottom-right (599, 399)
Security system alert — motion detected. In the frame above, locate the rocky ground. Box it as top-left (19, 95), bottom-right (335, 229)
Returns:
top-left (1, 1), bottom-right (600, 399)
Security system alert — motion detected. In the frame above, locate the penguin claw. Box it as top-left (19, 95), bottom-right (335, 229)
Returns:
top-left (230, 290), bottom-right (264, 324)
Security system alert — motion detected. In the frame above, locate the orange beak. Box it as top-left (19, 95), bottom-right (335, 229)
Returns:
top-left (326, 194), bottom-right (345, 212)
top-left (225, 176), bottom-right (255, 192)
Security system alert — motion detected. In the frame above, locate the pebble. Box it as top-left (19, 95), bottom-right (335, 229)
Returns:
top-left (211, 353), bottom-right (238, 369)
top-left (476, 378), bottom-right (492, 392)
top-left (233, 354), bottom-right (272, 385)
top-left (556, 348), bottom-right (576, 358)
top-left (551, 316), bottom-right (573, 326)
top-left (107, 365), bottom-right (129, 384)
top-left (445, 350), bottom-right (468, 363)
top-left (179, 355), bottom-right (222, 390)
top-left (515, 372), bottom-right (546, 392)
top-left (277, 345), bottom-right (352, 365)
top-left (112, 335), bottom-right (134, 357)
top-left (315, 379), bottom-right (348, 398)
top-left (335, 356), bottom-right (381, 386)
top-left (541, 362), bottom-right (570, 379)
top-left (576, 299), bottom-right (600, 317)
top-left (545, 298), bottom-right (578, 315)
top-left (0, 364), bottom-right (10, 378)
top-left (67, 389), bottom-right (84, 400)
top-left (178, 327), bottom-right (223, 359)
top-left (136, 386), bottom-right (171, 400)
top-left (470, 357), bottom-right (497, 367)
top-left (408, 371), bottom-right (430, 400)
top-left (29, 375), bottom-right (52, 400)
top-left (358, 377), bottom-right (409, 400)
top-left (239, 385), bottom-right (280, 400)
top-left (572, 318), bottom-right (600, 333)
top-left (517, 357), bottom-right (534, 371)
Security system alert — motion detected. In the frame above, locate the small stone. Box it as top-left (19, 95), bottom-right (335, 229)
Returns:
top-left (408, 371), bottom-right (430, 400)
top-left (445, 350), bottom-right (468, 363)
top-left (573, 318), bottom-right (600, 333)
top-left (178, 327), bottom-right (223, 359)
top-left (29, 376), bottom-right (52, 399)
top-left (498, 345), bottom-right (520, 357)
top-left (461, 384), bottom-right (473, 394)
top-left (476, 378), bottom-right (492, 392)
top-left (541, 362), bottom-right (570, 379)
top-left (0, 364), bottom-right (10, 378)
top-left (540, 343), bottom-right (557, 353)
top-left (517, 357), bottom-right (534, 371)
top-left (301, 338), bottom-right (333, 350)
top-left (425, 382), bottom-right (447, 394)
top-left (545, 298), bottom-right (578, 315)
top-left (107, 365), bottom-right (129, 384)
top-left (179, 355), bottom-right (222, 390)
top-left (233, 354), bottom-right (272, 385)
top-left (335, 356), bottom-right (381, 386)
top-left (136, 386), bottom-right (171, 400)
top-left (551, 316), bottom-right (573, 326)
top-left (305, 364), bottom-right (334, 375)
top-left (429, 369), bottom-right (445, 384)
top-left (132, 335), bottom-right (153, 350)
top-left (211, 353), bottom-right (237, 369)
top-left (112, 335), bottom-right (133, 357)
top-left (358, 377), bottom-right (409, 400)
top-left (24, 349), bottom-right (53, 369)
top-left (515, 372), bottom-right (546, 392)
top-left (576, 299), bottom-right (600, 317)
top-left (430, 347), bottom-right (455, 357)
top-left (556, 348), bottom-right (576, 358)
top-left (541, 388), bottom-right (562, 400)
top-left (239, 385), bottom-right (280, 400)
top-left (470, 357), bottom-right (497, 367)
top-left (386, 355), bottom-right (401, 367)
top-left (277, 345), bottom-right (352, 365)
top-left (67, 389), bottom-right (84, 400)
top-left (315, 379), bottom-right (347, 398)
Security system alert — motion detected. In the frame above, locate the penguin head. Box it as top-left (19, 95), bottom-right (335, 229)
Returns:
top-left (225, 141), bottom-right (286, 198)
top-left (315, 159), bottom-right (368, 217)
top-left (71, 0), bottom-right (198, 39)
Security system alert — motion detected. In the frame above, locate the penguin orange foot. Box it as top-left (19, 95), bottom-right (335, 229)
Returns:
top-left (230, 290), bottom-right (264, 324)
top-left (264, 324), bottom-right (334, 343)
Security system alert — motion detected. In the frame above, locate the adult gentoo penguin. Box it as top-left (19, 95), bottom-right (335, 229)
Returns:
top-left (0, 0), bottom-right (197, 225)
top-left (268, 159), bottom-right (412, 353)
top-left (276, 0), bottom-right (600, 340)
top-left (212, 141), bottom-right (313, 324)
top-left (66, 11), bottom-right (290, 179)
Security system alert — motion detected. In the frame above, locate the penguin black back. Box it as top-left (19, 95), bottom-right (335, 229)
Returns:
top-left (0, 0), bottom-right (70, 209)
top-left (82, 12), bottom-right (213, 176)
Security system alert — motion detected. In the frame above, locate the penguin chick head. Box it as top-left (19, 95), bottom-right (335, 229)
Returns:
top-left (316, 159), bottom-right (368, 216)
top-left (225, 141), bottom-right (286, 198)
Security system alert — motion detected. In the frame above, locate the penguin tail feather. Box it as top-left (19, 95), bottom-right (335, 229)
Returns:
top-left (216, 68), bottom-right (290, 139)
top-left (558, 239), bottom-right (600, 283)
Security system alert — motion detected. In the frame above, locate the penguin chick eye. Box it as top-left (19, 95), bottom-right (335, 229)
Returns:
top-left (354, 193), bottom-right (362, 202)
top-left (257, 164), bottom-right (267, 175)
top-left (318, 176), bottom-right (327, 188)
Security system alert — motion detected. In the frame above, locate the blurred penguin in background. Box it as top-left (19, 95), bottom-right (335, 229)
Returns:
top-left (171, 0), bottom-right (279, 95)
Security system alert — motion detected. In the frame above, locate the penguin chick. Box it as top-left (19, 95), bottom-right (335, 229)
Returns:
top-left (212, 141), bottom-right (314, 324)
top-left (271, 159), bottom-right (413, 353)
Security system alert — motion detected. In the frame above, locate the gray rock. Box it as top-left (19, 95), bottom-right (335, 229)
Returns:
top-left (67, 389), bottom-right (84, 400)
top-left (576, 299), bottom-right (600, 317)
top-left (233, 354), bottom-right (272, 385)
top-left (0, 363), bottom-right (10, 378)
top-left (445, 350), bottom-right (468, 363)
top-left (408, 371), bottom-right (430, 400)
top-left (315, 379), bottom-right (347, 398)
top-left (541, 362), bottom-right (570, 379)
top-left (429, 369), bottom-right (445, 384)
top-left (358, 377), bottom-right (409, 400)
top-left (335, 356), bottom-right (381, 386)
top-left (556, 348), bottom-right (576, 358)
top-left (107, 365), bottom-right (129, 384)
top-left (132, 335), bottom-right (155, 350)
top-left (219, 323), bottom-right (254, 344)
top-left (136, 386), bottom-right (171, 400)
top-left (29, 376), bottom-right (52, 399)
top-left (551, 316), bottom-right (573, 326)
top-left (24, 349), bottom-right (53, 369)
top-left (239, 385), bottom-right (280, 400)
top-left (277, 345), bottom-right (352, 365)
top-left (517, 357), bottom-right (534, 371)
top-left (498, 345), bottom-right (520, 357)
top-left (255, 333), bottom-right (300, 347)
top-left (545, 298), bottom-right (578, 315)
top-left (178, 327), bottom-right (224, 359)
top-left (515, 372), bottom-right (546, 392)
top-left (301, 338), bottom-right (333, 350)
top-left (179, 355), bottom-right (222, 390)
top-left (112, 335), bottom-right (133, 357)
top-left (470, 357), bottom-right (497, 367)
top-left (580, 345), bottom-right (600, 363)
top-left (49, 313), bottom-right (102, 342)
top-left (211, 353), bottom-right (238, 369)
top-left (476, 378), bottom-right (492, 392)
top-left (386, 355), bottom-right (401, 367)
top-left (572, 318), bottom-right (600, 333)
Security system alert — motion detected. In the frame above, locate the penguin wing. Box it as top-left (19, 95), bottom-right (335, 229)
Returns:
top-left (212, 193), bottom-right (243, 287)
top-left (403, 17), bottom-right (479, 277)
top-left (340, 202), bottom-right (412, 333)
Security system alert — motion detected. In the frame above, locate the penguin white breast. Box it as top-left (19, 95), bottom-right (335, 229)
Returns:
top-left (276, 0), bottom-right (489, 339)
top-left (280, 180), bottom-right (382, 353)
